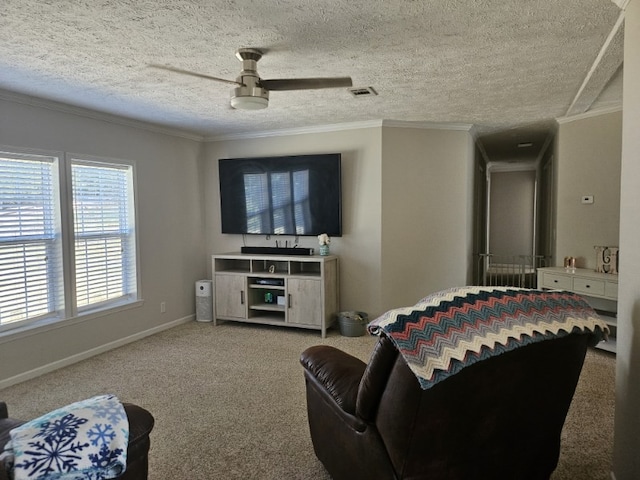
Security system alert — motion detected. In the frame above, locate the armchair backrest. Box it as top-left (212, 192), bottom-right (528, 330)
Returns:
top-left (362, 332), bottom-right (589, 480)
top-left (355, 335), bottom-right (399, 421)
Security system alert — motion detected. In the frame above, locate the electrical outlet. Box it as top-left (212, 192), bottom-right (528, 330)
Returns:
top-left (160, 302), bottom-right (166, 313)
top-left (581, 195), bottom-right (594, 204)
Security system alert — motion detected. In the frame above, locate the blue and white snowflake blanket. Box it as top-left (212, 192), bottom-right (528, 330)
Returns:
top-left (0, 394), bottom-right (129, 480)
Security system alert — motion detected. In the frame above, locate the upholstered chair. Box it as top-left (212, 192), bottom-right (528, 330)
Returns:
top-left (0, 401), bottom-right (154, 480)
top-left (300, 287), bottom-right (607, 480)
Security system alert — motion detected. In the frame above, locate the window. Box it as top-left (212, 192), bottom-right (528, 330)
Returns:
top-left (0, 147), bottom-right (139, 333)
top-left (0, 152), bottom-right (64, 328)
top-left (71, 160), bottom-right (137, 311)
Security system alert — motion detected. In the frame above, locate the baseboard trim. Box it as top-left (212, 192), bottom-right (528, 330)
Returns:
top-left (0, 315), bottom-right (194, 389)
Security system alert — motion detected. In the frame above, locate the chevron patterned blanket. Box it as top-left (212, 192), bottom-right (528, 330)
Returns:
top-left (368, 286), bottom-right (609, 390)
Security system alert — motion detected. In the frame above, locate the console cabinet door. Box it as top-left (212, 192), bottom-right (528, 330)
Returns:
top-left (215, 274), bottom-right (246, 319)
top-left (287, 278), bottom-right (322, 326)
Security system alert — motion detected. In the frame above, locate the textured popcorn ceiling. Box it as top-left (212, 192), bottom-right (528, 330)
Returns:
top-left (0, 0), bottom-right (624, 158)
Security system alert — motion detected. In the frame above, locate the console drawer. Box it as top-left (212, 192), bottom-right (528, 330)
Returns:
top-left (541, 272), bottom-right (572, 290)
top-left (573, 277), bottom-right (605, 297)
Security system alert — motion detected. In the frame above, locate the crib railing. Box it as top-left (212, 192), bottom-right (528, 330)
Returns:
top-left (475, 254), bottom-right (548, 288)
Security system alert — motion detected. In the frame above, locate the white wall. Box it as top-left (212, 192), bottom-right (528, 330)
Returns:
top-left (0, 98), bottom-right (206, 386)
top-left (613, 0), bottom-right (640, 477)
top-left (0, 104), bottom-right (476, 385)
top-left (489, 170), bottom-right (536, 257)
top-left (203, 126), bottom-right (385, 316)
top-left (380, 126), bottom-right (474, 309)
top-left (554, 110), bottom-right (622, 269)
top-left (203, 123), bottom-right (475, 318)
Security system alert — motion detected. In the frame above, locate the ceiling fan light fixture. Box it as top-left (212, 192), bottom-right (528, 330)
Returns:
top-left (230, 95), bottom-right (269, 110)
top-left (230, 84), bottom-right (269, 110)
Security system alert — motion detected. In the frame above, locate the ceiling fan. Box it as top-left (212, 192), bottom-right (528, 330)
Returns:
top-left (150, 48), bottom-right (353, 110)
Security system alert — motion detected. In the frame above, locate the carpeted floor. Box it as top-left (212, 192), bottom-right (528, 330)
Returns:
top-left (550, 344), bottom-right (616, 480)
top-left (0, 321), bottom-right (615, 479)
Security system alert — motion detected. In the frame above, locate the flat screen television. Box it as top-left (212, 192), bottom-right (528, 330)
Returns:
top-left (218, 153), bottom-right (342, 236)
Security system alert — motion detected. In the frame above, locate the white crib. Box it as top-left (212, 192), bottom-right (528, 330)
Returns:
top-left (476, 254), bottom-right (548, 288)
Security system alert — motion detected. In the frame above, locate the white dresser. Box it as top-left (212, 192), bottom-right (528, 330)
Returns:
top-left (537, 266), bottom-right (617, 353)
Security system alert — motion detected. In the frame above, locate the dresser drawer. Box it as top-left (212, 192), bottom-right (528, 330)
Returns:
top-left (605, 281), bottom-right (618, 299)
top-left (541, 272), bottom-right (572, 290)
top-left (536, 266), bottom-right (619, 353)
top-left (573, 277), bottom-right (606, 297)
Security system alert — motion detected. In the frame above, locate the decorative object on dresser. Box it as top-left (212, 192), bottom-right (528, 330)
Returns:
top-left (317, 233), bottom-right (330, 256)
top-left (211, 253), bottom-right (339, 338)
top-left (563, 256), bottom-right (577, 271)
top-left (537, 266), bottom-right (618, 353)
top-left (594, 245), bottom-right (619, 274)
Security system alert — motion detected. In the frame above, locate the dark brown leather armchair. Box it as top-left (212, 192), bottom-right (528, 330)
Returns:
top-left (301, 331), bottom-right (591, 480)
top-left (0, 401), bottom-right (154, 480)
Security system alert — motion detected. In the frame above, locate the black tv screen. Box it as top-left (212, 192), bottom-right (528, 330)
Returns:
top-left (218, 154), bottom-right (342, 236)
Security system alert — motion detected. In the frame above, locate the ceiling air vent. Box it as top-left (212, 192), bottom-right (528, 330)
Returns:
top-left (348, 86), bottom-right (378, 97)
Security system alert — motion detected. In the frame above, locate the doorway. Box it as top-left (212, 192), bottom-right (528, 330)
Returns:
top-left (473, 137), bottom-right (554, 287)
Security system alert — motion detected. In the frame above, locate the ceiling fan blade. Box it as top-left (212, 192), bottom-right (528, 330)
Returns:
top-left (149, 64), bottom-right (242, 86)
top-left (261, 77), bottom-right (353, 91)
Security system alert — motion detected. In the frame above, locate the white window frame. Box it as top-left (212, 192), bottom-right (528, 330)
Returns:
top-left (0, 147), bottom-right (65, 332)
top-left (65, 153), bottom-right (141, 318)
top-left (0, 145), bottom-right (141, 335)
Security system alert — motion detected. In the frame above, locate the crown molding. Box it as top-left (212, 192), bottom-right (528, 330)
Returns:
top-left (0, 89), bottom-right (205, 142)
top-left (206, 119), bottom-right (473, 142)
top-left (556, 105), bottom-right (623, 124)
top-left (475, 139), bottom-right (491, 165)
top-left (381, 120), bottom-right (474, 131)
top-left (0, 88), bottom-right (475, 143)
top-left (205, 120), bottom-right (384, 141)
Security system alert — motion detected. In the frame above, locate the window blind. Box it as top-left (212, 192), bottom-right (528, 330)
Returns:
top-left (0, 154), bottom-right (63, 327)
top-left (72, 162), bottom-right (136, 309)
top-left (244, 173), bottom-right (270, 233)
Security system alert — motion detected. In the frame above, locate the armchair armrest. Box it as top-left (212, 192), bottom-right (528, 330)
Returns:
top-left (1, 402), bottom-right (12, 480)
top-left (300, 345), bottom-right (366, 415)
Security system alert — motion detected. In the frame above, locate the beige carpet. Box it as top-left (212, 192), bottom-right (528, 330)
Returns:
top-left (0, 321), bottom-right (615, 479)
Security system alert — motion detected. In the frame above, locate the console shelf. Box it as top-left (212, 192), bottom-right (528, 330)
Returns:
top-left (212, 253), bottom-right (339, 337)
